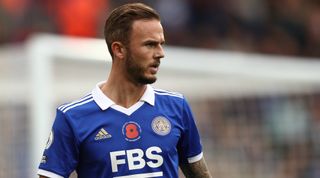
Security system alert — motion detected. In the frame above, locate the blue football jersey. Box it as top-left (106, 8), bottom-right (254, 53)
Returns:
top-left (38, 82), bottom-right (203, 178)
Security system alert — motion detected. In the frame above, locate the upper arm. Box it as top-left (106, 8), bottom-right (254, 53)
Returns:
top-left (38, 109), bottom-right (79, 177)
top-left (180, 157), bottom-right (212, 178)
top-left (178, 98), bottom-right (212, 177)
top-left (178, 99), bottom-right (203, 162)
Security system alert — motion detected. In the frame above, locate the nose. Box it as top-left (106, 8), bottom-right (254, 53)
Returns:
top-left (155, 45), bottom-right (165, 59)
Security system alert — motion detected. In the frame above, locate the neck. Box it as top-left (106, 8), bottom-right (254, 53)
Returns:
top-left (101, 70), bottom-right (147, 108)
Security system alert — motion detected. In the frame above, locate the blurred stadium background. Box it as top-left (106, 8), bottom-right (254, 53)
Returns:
top-left (1, 0), bottom-right (320, 178)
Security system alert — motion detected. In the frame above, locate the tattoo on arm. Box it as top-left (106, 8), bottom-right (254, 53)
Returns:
top-left (180, 157), bottom-right (212, 178)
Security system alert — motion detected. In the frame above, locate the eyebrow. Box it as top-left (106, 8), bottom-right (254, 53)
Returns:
top-left (143, 39), bottom-right (165, 45)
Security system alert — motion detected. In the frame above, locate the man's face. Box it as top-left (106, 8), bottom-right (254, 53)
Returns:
top-left (125, 19), bottom-right (165, 85)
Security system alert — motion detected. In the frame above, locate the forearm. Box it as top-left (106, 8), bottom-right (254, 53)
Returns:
top-left (180, 157), bottom-right (212, 178)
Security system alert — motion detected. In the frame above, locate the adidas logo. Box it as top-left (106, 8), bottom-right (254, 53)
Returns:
top-left (94, 128), bottom-right (112, 140)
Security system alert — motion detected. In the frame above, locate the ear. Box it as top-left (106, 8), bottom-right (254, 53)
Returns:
top-left (111, 42), bottom-right (126, 59)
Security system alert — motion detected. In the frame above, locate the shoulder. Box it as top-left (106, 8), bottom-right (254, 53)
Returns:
top-left (153, 88), bottom-right (188, 110)
top-left (153, 88), bottom-right (184, 100)
top-left (57, 93), bottom-right (97, 116)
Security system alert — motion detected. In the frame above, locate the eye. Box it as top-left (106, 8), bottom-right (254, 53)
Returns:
top-left (145, 42), bottom-right (157, 48)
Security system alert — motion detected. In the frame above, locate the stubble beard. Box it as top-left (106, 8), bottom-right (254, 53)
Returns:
top-left (125, 51), bottom-right (157, 85)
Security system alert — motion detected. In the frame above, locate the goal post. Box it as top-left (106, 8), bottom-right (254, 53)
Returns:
top-left (26, 34), bottom-right (112, 177)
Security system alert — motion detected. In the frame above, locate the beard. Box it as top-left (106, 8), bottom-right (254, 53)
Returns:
top-left (125, 50), bottom-right (158, 85)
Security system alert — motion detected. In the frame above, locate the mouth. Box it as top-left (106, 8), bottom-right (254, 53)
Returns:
top-left (149, 62), bottom-right (160, 74)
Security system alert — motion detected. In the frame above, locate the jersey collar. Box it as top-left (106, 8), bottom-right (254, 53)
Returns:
top-left (92, 81), bottom-right (155, 110)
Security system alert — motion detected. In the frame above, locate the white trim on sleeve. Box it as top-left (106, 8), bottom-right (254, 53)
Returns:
top-left (187, 152), bottom-right (203, 163)
top-left (37, 169), bottom-right (64, 178)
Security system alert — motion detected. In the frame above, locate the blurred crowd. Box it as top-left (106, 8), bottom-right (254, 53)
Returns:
top-left (192, 93), bottom-right (320, 178)
top-left (1, 0), bottom-right (320, 58)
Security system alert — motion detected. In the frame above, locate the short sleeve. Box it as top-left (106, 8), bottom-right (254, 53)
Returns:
top-left (177, 98), bottom-right (203, 164)
top-left (38, 109), bottom-right (79, 178)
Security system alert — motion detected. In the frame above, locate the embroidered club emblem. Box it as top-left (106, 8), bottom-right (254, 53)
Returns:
top-left (152, 116), bottom-right (171, 136)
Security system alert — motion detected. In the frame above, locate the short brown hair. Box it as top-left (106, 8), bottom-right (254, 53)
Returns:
top-left (104, 3), bottom-right (161, 57)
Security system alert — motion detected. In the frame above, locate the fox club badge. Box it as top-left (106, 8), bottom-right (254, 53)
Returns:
top-left (151, 116), bottom-right (171, 136)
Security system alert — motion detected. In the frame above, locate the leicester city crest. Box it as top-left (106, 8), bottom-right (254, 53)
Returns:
top-left (151, 116), bottom-right (171, 136)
